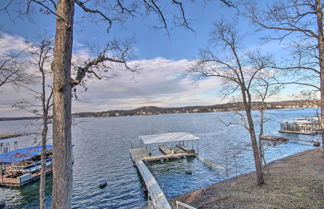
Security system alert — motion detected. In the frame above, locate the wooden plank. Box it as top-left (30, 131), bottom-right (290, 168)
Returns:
top-left (135, 160), bottom-right (172, 209)
top-left (176, 145), bottom-right (195, 153)
top-left (159, 146), bottom-right (174, 155)
top-left (143, 152), bottom-right (197, 162)
top-left (130, 148), bottom-right (197, 162)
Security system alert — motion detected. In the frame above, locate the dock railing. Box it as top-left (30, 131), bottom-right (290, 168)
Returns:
top-left (175, 200), bottom-right (197, 209)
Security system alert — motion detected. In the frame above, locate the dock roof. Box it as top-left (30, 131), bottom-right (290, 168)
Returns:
top-left (0, 145), bottom-right (53, 163)
top-left (139, 132), bottom-right (199, 145)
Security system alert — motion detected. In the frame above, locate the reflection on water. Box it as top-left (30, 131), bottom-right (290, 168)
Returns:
top-left (0, 108), bottom-right (320, 208)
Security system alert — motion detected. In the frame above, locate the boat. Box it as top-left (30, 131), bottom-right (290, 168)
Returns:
top-left (279, 117), bottom-right (321, 135)
top-left (0, 145), bottom-right (53, 187)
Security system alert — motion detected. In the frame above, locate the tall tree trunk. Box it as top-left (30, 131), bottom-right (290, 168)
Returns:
top-left (39, 115), bottom-right (48, 209)
top-left (242, 90), bottom-right (264, 185)
top-left (258, 107), bottom-right (265, 166)
top-left (316, 0), bottom-right (324, 157)
top-left (246, 107), bottom-right (264, 185)
top-left (52, 1), bottom-right (74, 209)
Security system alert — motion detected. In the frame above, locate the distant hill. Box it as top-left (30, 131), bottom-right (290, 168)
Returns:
top-left (0, 116), bottom-right (41, 122)
top-left (0, 100), bottom-right (317, 121)
top-left (73, 100), bottom-right (318, 118)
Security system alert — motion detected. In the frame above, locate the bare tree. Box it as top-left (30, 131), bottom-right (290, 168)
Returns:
top-left (247, 0), bottom-right (324, 154)
top-left (13, 39), bottom-right (53, 209)
top-left (254, 77), bottom-right (281, 167)
top-left (32, 40), bottom-right (53, 209)
top-left (1, 1), bottom-right (235, 208)
top-left (0, 53), bottom-right (31, 88)
top-left (191, 21), bottom-right (275, 185)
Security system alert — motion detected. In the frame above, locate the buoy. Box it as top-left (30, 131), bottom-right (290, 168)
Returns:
top-left (0, 200), bottom-right (5, 209)
top-left (313, 141), bottom-right (320, 146)
top-left (99, 180), bottom-right (107, 188)
top-left (185, 170), bottom-right (192, 175)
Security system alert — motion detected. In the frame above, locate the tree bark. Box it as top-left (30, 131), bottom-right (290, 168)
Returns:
top-left (258, 107), bottom-right (266, 166)
top-left (39, 114), bottom-right (48, 209)
top-left (52, 1), bottom-right (74, 209)
top-left (242, 89), bottom-right (264, 185)
top-left (315, 0), bottom-right (324, 157)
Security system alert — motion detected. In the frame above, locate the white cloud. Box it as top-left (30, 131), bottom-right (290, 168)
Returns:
top-left (0, 32), bottom-right (31, 55)
top-left (0, 32), bottom-right (224, 117)
top-left (71, 57), bottom-right (224, 113)
top-left (0, 33), bottom-right (294, 117)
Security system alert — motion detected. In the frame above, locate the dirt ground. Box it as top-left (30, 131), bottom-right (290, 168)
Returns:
top-left (173, 148), bottom-right (324, 209)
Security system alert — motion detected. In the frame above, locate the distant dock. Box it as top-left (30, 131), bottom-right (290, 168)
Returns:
top-left (261, 135), bottom-right (321, 146)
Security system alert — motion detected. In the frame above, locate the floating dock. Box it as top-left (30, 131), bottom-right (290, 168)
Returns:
top-left (261, 135), bottom-right (320, 146)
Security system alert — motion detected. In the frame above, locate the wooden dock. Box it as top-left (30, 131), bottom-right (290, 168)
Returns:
top-left (129, 145), bottom-right (199, 209)
top-left (176, 145), bottom-right (195, 153)
top-left (159, 146), bottom-right (174, 155)
top-left (135, 160), bottom-right (172, 209)
top-left (129, 148), bottom-right (172, 209)
top-left (129, 148), bottom-right (149, 162)
top-left (142, 152), bottom-right (197, 162)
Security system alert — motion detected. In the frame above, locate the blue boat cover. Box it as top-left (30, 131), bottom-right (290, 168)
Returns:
top-left (0, 145), bottom-right (53, 163)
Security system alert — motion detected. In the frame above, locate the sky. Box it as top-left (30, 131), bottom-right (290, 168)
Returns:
top-left (0, 1), bottom-right (310, 117)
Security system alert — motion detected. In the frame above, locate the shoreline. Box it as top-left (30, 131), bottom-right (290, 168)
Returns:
top-left (172, 148), bottom-right (324, 209)
top-left (0, 99), bottom-right (317, 121)
top-left (0, 133), bottom-right (24, 140)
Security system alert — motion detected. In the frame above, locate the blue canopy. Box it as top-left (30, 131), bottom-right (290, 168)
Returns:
top-left (0, 145), bottom-right (53, 163)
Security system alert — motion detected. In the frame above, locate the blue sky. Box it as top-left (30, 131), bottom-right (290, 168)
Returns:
top-left (0, 1), bottom-right (242, 60)
top-left (0, 1), bottom-right (313, 117)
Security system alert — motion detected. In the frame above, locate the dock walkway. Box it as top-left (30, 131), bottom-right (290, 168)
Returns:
top-left (135, 160), bottom-right (172, 209)
top-left (129, 148), bottom-right (172, 209)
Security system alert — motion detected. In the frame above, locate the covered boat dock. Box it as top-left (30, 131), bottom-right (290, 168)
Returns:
top-left (0, 145), bottom-right (53, 187)
top-left (129, 132), bottom-right (199, 209)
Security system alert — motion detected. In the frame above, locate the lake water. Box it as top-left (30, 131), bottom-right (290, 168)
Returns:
top-left (0, 108), bottom-right (320, 208)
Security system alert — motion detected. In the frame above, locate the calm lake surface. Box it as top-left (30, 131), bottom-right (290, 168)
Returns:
top-left (0, 108), bottom-right (320, 208)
